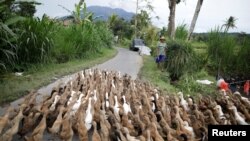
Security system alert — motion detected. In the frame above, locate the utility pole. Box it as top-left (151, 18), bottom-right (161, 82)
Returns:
top-left (135, 0), bottom-right (139, 38)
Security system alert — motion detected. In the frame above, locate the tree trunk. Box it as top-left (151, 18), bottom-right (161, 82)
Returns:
top-left (167, 0), bottom-right (176, 39)
top-left (135, 0), bottom-right (139, 38)
top-left (187, 0), bottom-right (203, 40)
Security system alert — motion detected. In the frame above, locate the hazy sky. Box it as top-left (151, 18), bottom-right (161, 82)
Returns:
top-left (35, 0), bottom-right (250, 33)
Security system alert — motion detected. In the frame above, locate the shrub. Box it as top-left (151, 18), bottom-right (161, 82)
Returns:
top-left (166, 40), bottom-right (199, 81)
top-left (95, 22), bottom-right (114, 48)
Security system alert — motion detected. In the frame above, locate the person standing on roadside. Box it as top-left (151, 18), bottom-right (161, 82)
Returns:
top-left (156, 36), bottom-right (167, 71)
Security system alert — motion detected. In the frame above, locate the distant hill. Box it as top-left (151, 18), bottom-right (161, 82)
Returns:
top-left (87, 6), bottom-right (135, 21)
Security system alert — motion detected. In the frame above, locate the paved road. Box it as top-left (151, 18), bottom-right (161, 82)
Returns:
top-left (0, 47), bottom-right (142, 114)
top-left (93, 47), bottom-right (142, 79)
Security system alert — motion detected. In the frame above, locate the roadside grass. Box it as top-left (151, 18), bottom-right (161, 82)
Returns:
top-left (138, 55), bottom-right (177, 95)
top-left (138, 55), bottom-right (217, 97)
top-left (0, 48), bottom-right (117, 105)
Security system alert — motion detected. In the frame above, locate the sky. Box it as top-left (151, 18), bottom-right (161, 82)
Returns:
top-left (35, 0), bottom-right (250, 33)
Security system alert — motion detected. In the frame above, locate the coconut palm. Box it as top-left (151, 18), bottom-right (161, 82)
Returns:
top-left (167, 0), bottom-right (183, 39)
top-left (108, 14), bottom-right (118, 29)
top-left (222, 16), bottom-right (237, 32)
top-left (187, 0), bottom-right (204, 40)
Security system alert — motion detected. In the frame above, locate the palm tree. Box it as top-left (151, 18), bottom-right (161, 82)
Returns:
top-left (187, 0), bottom-right (204, 40)
top-left (167, 0), bottom-right (182, 39)
top-left (222, 16), bottom-right (237, 32)
top-left (108, 14), bottom-right (118, 29)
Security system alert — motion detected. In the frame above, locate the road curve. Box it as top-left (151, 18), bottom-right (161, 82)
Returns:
top-left (93, 47), bottom-right (143, 79)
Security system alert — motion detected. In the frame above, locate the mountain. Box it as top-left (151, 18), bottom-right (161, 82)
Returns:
top-left (87, 6), bottom-right (135, 21)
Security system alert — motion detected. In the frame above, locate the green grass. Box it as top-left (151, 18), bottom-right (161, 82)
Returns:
top-left (138, 55), bottom-right (177, 95)
top-left (0, 48), bottom-right (117, 105)
top-left (191, 41), bottom-right (208, 55)
top-left (138, 55), bottom-right (217, 97)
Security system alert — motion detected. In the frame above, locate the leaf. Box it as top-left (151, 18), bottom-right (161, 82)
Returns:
top-left (0, 22), bottom-right (16, 37)
top-left (0, 62), bottom-right (6, 70)
top-left (5, 16), bottom-right (26, 26)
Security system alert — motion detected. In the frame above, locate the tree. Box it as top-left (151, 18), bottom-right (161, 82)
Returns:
top-left (108, 14), bottom-right (118, 29)
top-left (59, 1), bottom-right (93, 25)
top-left (222, 16), bottom-right (237, 32)
top-left (12, 0), bottom-right (41, 17)
top-left (167, 0), bottom-right (182, 39)
top-left (131, 10), bottom-right (151, 36)
top-left (187, 0), bottom-right (204, 40)
top-left (134, 0), bottom-right (154, 38)
top-left (108, 16), bottom-right (133, 39)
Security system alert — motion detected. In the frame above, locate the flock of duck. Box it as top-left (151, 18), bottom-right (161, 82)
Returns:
top-left (0, 69), bottom-right (250, 141)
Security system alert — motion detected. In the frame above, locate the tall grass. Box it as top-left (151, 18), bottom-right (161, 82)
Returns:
top-left (235, 38), bottom-right (250, 76)
top-left (207, 27), bottom-right (250, 78)
top-left (52, 26), bottom-right (78, 63)
top-left (166, 40), bottom-right (200, 80)
top-left (175, 24), bottom-right (188, 40)
top-left (16, 16), bottom-right (55, 68)
top-left (52, 22), bottom-right (114, 63)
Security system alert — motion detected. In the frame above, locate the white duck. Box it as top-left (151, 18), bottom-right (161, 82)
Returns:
top-left (114, 95), bottom-right (121, 121)
top-left (71, 93), bottom-right (84, 116)
top-left (183, 121), bottom-right (195, 138)
top-left (49, 95), bottom-right (61, 111)
top-left (114, 95), bottom-right (120, 114)
top-left (153, 89), bottom-right (159, 100)
top-left (122, 95), bottom-right (131, 115)
top-left (112, 79), bottom-right (116, 89)
top-left (80, 70), bottom-right (84, 79)
top-left (178, 92), bottom-right (189, 112)
top-left (105, 92), bottom-right (110, 108)
top-left (93, 89), bottom-right (97, 103)
top-left (229, 106), bottom-right (248, 125)
top-left (151, 102), bottom-right (156, 112)
top-left (67, 90), bottom-right (76, 106)
top-left (85, 97), bottom-right (93, 130)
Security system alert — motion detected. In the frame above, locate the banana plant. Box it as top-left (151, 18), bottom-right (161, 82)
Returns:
top-left (59, 1), bottom-right (93, 25)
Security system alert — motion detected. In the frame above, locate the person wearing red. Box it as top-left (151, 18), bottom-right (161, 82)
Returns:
top-left (244, 80), bottom-right (249, 95)
top-left (216, 78), bottom-right (229, 91)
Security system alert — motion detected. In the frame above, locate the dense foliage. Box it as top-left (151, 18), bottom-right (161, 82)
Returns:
top-left (165, 40), bottom-right (199, 81)
top-left (207, 27), bottom-right (250, 78)
top-left (0, 1), bottom-right (114, 72)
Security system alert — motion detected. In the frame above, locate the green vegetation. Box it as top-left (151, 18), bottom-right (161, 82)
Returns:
top-left (0, 48), bottom-right (116, 105)
top-left (207, 27), bottom-right (250, 77)
top-left (139, 55), bottom-right (216, 96)
top-left (138, 56), bottom-right (177, 94)
top-left (166, 40), bottom-right (200, 81)
top-left (175, 24), bottom-right (188, 40)
top-left (0, 1), bottom-right (115, 104)
top-left (140, 23), bottom-right (250, 96)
